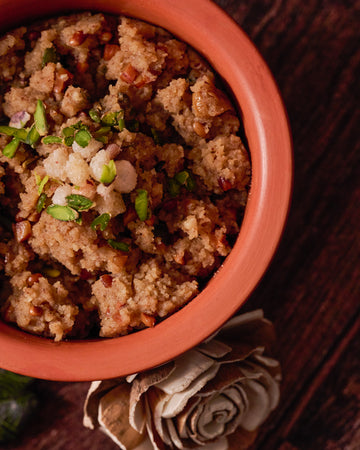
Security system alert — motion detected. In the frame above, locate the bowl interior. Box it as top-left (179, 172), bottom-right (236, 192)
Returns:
top-left (0, 0), bottom-right (292, 381)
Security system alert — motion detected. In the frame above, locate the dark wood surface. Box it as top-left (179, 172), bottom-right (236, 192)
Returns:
top-left (4, 1), bottom-right (360, 449)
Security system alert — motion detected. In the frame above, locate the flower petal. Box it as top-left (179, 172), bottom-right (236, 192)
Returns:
top-left (156, 350), bottom-right (215, 394)
top-left (98, 384), bottom-right (145, 450)
top-left (161, 362), bottom-right (220, 418)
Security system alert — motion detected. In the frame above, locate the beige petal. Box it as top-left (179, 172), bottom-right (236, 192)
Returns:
top-left (146, 387), bottom-right (172, 445)
top-left (236, 379), bottom-right (270, 431)
top-left (176, 396), bottom-right (201, 438)
top-left (161, 363), bottom-right (220, 418)
top-left (198, 364), bottom-right (247, 396)
top-left (197, 339), bottom-right (232, 358)
top-left (83, 378), bottom-right (124, 429)
top-left (196, 394), bottom-right (236, 439)
top-left (156, 350), bottom-right (216, 395)
top-left (129, 362), bottom-right (175, 433)
top-left (143, 399), bottom-right (167, 450)
top-left (98, 383), bottom-right (145, 450)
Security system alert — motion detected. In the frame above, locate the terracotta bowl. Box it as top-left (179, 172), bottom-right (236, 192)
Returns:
top-left (0, 0), bottom-right (292, 381)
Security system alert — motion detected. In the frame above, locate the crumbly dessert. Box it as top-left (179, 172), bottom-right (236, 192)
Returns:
top-left (0, 13), bottom-right (250, 340)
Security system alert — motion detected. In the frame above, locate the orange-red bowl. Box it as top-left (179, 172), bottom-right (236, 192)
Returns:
top-left (0, 0), bottom-right (292, 381)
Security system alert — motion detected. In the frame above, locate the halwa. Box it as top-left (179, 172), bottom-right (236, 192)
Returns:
top-left (0, 13), bottom-right (250, 340)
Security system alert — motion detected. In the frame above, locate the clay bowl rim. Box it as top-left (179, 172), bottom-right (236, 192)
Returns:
top-left (0, 0), bottom-right (293, 381)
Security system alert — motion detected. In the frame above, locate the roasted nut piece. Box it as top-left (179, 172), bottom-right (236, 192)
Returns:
top-left (141, 313), bottom-right (156, 328)
top-left (100, 274), bottom-right (113, 288)
top-left (103, 44), bottom-right (119, 61)
top-left (14, 220), bottom-right (32, 242)
top-left (69, 30), bottom-right (86, 46)
top-left (54, 67), bottom-right (74, 94)
top-left (192, 76), bottom-right (233, 119)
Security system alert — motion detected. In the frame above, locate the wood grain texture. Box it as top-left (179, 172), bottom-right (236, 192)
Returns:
top-left (3, 1), bottom-right (360, 449)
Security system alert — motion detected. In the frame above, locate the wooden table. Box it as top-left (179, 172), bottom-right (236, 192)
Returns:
top-left (5, 1), bottom-right (360, 449)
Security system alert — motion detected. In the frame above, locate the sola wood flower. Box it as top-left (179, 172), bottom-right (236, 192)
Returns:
top-left (83, 310), bottom-right (281, 450)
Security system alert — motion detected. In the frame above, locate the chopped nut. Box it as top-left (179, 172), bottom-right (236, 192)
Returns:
top-left (193, 121), bottom-right (208, 138)
top-left (120, 64), bottom-right (139, 84)
top-left (69, 30), bottom-right (86, 46)
top-left (103, 44), bottom-right (119, 61)
top-left (218, 177), bottom-right (233, 191)
top-left (100, 31), bottom-right (112, 43)
top-left (29, 305), bottom-right (43, 316)
top-left (27, 273), bottom-right (43, 286)
top-left (101, 274), bottom-right (113, 288)
top-left (13, 220), bottom-right (32, 242)
top-left (141, 313), bottom-right (156, 328)
top-left (54, 68), bottom-right (74, 94)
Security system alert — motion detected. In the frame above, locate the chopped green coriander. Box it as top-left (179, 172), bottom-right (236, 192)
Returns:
top-left (62, 126), bottom-right (75, 137)
top-left (64, 136), bottom-right (74, 146)
top-left (0, 126), bottom-right (28, 142)
top-left (94, 126), bottom-right (111, 143)
top-left (95, 135), bottom-right (108, 144)
top-left (36, 193), bottom-right (47, 212)
top-left (167, 178), bottom-right (181, 197)
top-left (101, 111), bottom-right (117, 126)
top-left (127, 119), bottom-right (140, 132)
top-left (26, 125), bottom-right (40, 148)
top-left (42, 47), bottom-right (57, 67)
top-left (174, 170), bottom-right (189, 185)
top-left (100, 160), bottom-right (116, 184)
top-left (151, 128), bottom-right (161, 145)
top-left (89, 108), bottom-right (101, 123)
top-left (66, 194), bottom-right (93, 211)
top-left (34, 100), bottom-right (48, 136)
top-left (74, 128), bottom-right (92, 148)
top-left (2, 138), bottom-right (20, 158)
top-left (46, 205), bottom-right (79, 221)
top-left (107, 239), bottom-right (129, 252)
top-left (42, 135), bottom-right (62, 144)
top-left (37, 175), bottom-right (49, 195)
top-left (118, 117), bottom-right (125, 131)
top-left (74, 214), bottom-right (83, 225)
top-left (135, 189), bottom-right (148, 221)
top-left (91, 213), bottom-right (111, 231)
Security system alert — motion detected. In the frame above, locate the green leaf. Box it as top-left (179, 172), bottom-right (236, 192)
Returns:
top-left (0, 393), bottom-right (38, 443)
top-left (74, 128), bottom-right (92, 148)
top-left (62, 126), bottom-right (75, 137)
top-left (0, 370), bottom-right (34, 399)
top-left (66, 194), bottom-right (93, 211)
top-left (25, 124), bottom-right (40, 148)
top-left (107, 239), bottom-right (129, 252)
top-left (2, 138), bottom-right (20, 158)
top-left (91, 213), bottom-right (111, 231)
top-left (0, 126), bottom-right (28, 142)
top-left (89, 108), bottom-right (101, 123)
top-left (118, 117), bottom-right (125, 131)
top-left (167, 178), bottom-right (181, 197)
top-left (42, 47), bottom-right (57, 68)
top-left (36, 193), bottom-right (47, 212)
top-left (100, 160), bottom-right (116, 184)
top-left (37, 175), bottom-right (49, 195)
top-left (174, 170), bottom-right (189, 185)
top-left (64, 136), bottom-right (74, 146)
top-left (46, 205), bottom-right (79, 221)
top-left (101, 111), bottom-right (119, 126)
top-left (34, 100), bottom-right (48, 136)
top-left (135, 189), bottom-right (148, 221)
top-left (42, 135), bottom-right (62, 144)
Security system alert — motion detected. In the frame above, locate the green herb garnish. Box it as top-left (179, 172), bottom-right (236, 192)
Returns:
top-left (135, 189), bottom-right (148, 221)
top-left (100, 160), bottom-right (116, 184)
top-left (89, 108), bottom-right (101, 123)
top-left (0, 369), bottom-right (37, 444)
top-left (94, 126), bottom-right (111, 143)
top-left (167, 178), bottom-right (181, 197)
top-left (101, 111), bottom-right (119, 126)
top-left (91, 213), bottom-right (111, 231)
top-left (168, 170), bottom-right (196, 196)
top-left (2, 138), bottom-right (20, 158)
top-left (0, 126), bottom-right (28, 142)
top-left (42, 47), bottom-right (57, 68)
top-left (42, 135), bottom-right (62, 144)
top-left (25, 124), bottom-right (40, 148)
top-left (64, 136), bottom-right (74, 146)
top-left (34, 100), bottom-right (48, 136)
top-left (62, 126), bottom-right (75, 137)
top-left (36, 175), bottom-right (49, 195)
top-left (74, 128), bottom-right (91, 148)
top-left (46, 205), bottom-right (79, 221)
top-left (107, 239), bottom-right (129, 252)
top-left (66, 194), bottom-right (93, 211)
top-left (36, 193), bottom-right (47, 212)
